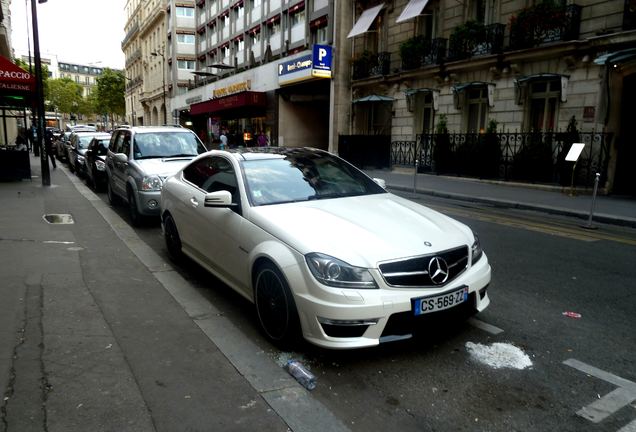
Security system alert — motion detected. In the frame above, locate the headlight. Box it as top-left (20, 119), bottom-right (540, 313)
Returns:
top-left (306, 253), bottom-right (378, 289)
top-left (141, 175), bottom-right (163, 191)
top-left (95, 160), bottom-right (106, 171)
top-left (76, 155), bottom-right (85, 164)
top-left (471, 234), bottom-right (483, 264)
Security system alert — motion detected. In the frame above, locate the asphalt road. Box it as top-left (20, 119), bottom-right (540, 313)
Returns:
top-left (100, 180), bottom-right (636, 432)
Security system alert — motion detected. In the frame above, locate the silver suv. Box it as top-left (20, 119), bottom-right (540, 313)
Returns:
top-left (105, 126), bottom-right (207, 225)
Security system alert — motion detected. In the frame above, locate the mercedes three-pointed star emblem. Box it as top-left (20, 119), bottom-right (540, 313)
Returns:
top-left (428, 256), bottom-right (449, 285)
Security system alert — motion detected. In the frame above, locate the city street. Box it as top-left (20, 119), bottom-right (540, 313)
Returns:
top-left (116, 175), bottom-right (636, 431)
top-left (2, 161), bottom-right (635, 432)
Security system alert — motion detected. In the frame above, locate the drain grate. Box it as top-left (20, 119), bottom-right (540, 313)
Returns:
top-left (43, 214), bottom-right (74, 224)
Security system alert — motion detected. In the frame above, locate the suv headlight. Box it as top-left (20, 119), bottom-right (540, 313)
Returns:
top-left (95, 160), bottom-right (106, 171)
top-left (471, 233), bottom-right (483, 264)
top-left (306, 253), bottom-right (378, 289)
top-left (141, 175), bottom-right (163, 191)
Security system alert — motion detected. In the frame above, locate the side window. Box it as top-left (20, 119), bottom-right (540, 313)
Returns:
top-left (121, 132), bottom-right (131, 157)
top-left (183, 157), bottom-right (239, 202)
top-left (110, 132), bottom-right (122, 153)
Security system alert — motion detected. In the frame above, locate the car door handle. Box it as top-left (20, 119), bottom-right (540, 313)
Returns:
top-left (190, 197), bottom-right (199, 208)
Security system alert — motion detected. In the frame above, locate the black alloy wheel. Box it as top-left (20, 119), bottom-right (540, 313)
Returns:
top-left (163, 214), bottom-right (182, 261)
top-left (254, 262), bottom-right (300, 348)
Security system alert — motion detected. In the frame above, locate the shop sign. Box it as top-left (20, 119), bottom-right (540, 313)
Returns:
top-left (278, 45), bottom-right (333, 85)
top-left (213, 80), bottom-right (251, 98)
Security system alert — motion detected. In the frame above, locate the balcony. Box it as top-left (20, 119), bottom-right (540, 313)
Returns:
top-left (447, 22), bottom-right (505, 61)
top-left (352, 51), bottom-right (390, 80)
top-left (400, 37), bottom-right (446, 71)
top-left (509, 3), bottom-right (581, 50)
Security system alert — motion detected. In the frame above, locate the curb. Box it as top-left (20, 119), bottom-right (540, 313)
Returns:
top-left (387, 184), bottom-right (636, 229)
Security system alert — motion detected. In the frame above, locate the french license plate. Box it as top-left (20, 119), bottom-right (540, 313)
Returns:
top-left (412, 286), bottom-right (469, 316)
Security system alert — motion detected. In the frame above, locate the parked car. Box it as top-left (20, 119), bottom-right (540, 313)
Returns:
top-left (105, 126), bottom-right (207, 225)
top-left (56, 131), bottom-right (73, 162)
top-left (160, 147), bottom-right (492, 350)
top-left (67, 131), bottom-right (111, 177)
top-left (84, 135), bottom-right (112, 191)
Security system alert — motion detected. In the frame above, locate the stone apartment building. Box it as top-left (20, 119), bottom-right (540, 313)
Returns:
top-left (343, 0), bottom-right (636, 194)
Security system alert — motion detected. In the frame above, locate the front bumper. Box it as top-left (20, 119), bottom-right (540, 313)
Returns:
top-left (289, 254), bottom-right (491, 349)
top-left (137, 190), bottom-right (162, 216)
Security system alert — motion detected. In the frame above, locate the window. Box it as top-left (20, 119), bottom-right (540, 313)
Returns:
top-left (177, 33), bottom-right (196, 44)
top-left (528, 80), bottom-right (560, 131)
top-left (176, 6), bottom-right (194, 17)
top-left (365, 10), bottom-right (387, 53)
top-left (466, 88), bottom-right (488, 133)
top-left (177, 60), bottom-right (196, 70)
top-left (183, 156), bottom-right (239, 203)
top-left (291, 10), bottom-right (305, 27)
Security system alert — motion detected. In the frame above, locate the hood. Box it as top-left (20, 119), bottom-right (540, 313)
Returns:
top-left (132, 157), bottom-right (195, 178)
top-left (250, 193), bottom-right (473, 267)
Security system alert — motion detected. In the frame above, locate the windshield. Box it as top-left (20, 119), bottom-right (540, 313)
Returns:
top-left (242, 151), bottom-right (386, 206)
top-left (133, 132), bottom-right (206, 159)
top-left (78, 135), bottom-right (99, 149)
top-left (95, 139), bottom-right (110, 156)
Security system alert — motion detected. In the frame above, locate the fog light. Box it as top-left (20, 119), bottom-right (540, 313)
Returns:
top-left (147, 199), bottom-right (159, 209)
top-left (318, 317), bottom-right (379, 338)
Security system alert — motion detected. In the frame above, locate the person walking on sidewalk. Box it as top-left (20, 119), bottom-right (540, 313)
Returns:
top-left (44, 129), bottom-right (56, 169)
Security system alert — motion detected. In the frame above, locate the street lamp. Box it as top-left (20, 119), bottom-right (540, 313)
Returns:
top-left (151, 49), bottom-right (167, 125)
top-left (32, 0), bottom-right (50, 186)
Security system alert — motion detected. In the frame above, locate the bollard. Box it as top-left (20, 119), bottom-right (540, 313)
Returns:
top-left (413, 159), bottom-right (418, 193)
top-left (582, 173), bottom-right (600, 230)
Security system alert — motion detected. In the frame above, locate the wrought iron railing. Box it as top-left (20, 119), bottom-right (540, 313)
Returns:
top-left (509, 4), bottom-right (582, 50)
top-left (391, 131), bottom-right (612, 188)
top-left (352, 51), bottom-right (391, 80)
top-left (447, 23), bottom-right (505, 61)
top-left (400, 37), bottom-right (447, 70)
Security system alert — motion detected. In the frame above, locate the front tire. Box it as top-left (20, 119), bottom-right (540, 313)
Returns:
top-left (163, 214), bottom-right (183, 261)
top-left (127, 189), bottom-right (143, 226)
top-left (254, 262), bottom-right (301, 348)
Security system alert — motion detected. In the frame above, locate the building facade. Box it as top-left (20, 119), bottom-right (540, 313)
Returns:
top-left (344, 0), bottom-right (636, 194)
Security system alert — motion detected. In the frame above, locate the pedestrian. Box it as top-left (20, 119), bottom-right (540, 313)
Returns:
top-left (219, 129), bottom-right (228, 150)
top-left (44, 129), bottom-right (57, 169)
top-left (257, 130), bottom-right (269, 147)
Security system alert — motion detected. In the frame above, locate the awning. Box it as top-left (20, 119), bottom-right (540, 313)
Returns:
top-left (404, 88), bottom-right (439, 111)
top-left (347, 4), bottom-right (384, 38)
top-left (0, 55), bottom-right (35, 94)
top-left (352, 94), bottom-right (394, 104)
top-left (396, 0), bottom-right (429, 23)
top-left (190, 91), bottom-right (266, 116)
top-left (452, 81), bottom-right (495, 108)
top-left (513, 73), bottom-right (569, 104)
top-left (593, 48), bottom-right (636, 66)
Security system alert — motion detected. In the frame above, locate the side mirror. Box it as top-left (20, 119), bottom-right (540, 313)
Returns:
top-left (114, 153), bottom-right (128, 163)
top-left (204, 190), bottom-right (236, 208)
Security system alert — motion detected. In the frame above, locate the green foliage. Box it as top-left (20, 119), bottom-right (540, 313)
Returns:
top-left (450, 20), bottom-right (487, 42)
top-left (46, 77), bottom-right (83, 114)
top-left (15, 58), bottom-right (50, 97)
top-left (399, 36), bottom-right (426, 69)
top-left (95, 68), bottom-right (125, 117)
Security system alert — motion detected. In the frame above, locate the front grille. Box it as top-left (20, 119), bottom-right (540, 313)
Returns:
top-left (378, 246), bottom-right (468, 287)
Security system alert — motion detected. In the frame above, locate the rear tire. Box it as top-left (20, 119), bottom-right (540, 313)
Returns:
top-left (254, 262), bottom-right (301, 348)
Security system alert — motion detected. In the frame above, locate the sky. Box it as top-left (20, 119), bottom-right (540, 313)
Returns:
top-left (10, 0), bottom-right (127, 70)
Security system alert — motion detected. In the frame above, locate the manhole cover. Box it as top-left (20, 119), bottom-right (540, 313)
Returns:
top-left (43, 214), bottom-right (74, 224)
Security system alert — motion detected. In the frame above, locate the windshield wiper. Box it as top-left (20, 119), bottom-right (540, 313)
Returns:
top-left (307, 192), bottom-right (362, 200)
top-left (163, 153), bottom-right (196, 158)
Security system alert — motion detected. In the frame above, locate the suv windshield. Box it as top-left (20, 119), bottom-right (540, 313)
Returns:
top-left (242, 151), bottom-right (386, 206)
top-left (133, 131), bottom-right (205, 159)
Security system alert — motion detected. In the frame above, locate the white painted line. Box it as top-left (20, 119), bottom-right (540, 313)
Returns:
top-left (618, 419), bottom-right (636, 432)
top-left (468, 317), bottom-right (504, 335)
top-left (564, 359), bottom-right (636, 391)
top-left (564, 358), bottom-right (636, 425)
top-left (577, 387), bottom-right (635, 423)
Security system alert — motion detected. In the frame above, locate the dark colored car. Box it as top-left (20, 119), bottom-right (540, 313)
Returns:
top-left (68, 132), bottom-right (111, 177)
top-left (85, 135), bottom-right (112, 191)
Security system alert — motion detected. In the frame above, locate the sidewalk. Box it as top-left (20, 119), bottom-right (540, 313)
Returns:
top-left (363, 169), bottom-right (636, 228)
top-left (0, 155), bottom-right (348, 432)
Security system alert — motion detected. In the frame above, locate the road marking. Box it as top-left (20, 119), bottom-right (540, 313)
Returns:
top-left (618, 419), bottom-right (636, 432)
top-left (468, 317), bottom-right (504, 335)
top-left (564, 358), bottom-right (636, 426)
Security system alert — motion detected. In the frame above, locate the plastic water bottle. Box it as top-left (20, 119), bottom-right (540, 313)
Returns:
top-left (285, 360), bottom-right (317, 390)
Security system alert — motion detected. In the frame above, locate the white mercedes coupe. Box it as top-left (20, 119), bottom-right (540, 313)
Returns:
top-left (160, 147), bottom-right (491, 349)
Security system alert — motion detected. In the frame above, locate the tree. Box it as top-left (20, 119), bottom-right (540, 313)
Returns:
top-left (46, 78), bottom-right (84, 116)
top-left (95, 68), bottom-right (125, 129)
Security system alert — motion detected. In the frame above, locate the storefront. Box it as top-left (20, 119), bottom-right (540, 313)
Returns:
top-left (0, 55), bottom-right (34, 180)
top-left (189, 84), bottom-right (271, 148)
